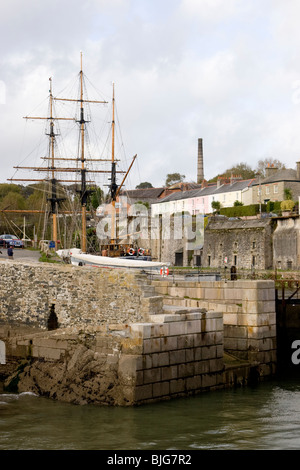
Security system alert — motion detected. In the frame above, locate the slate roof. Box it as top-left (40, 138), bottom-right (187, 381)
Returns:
top-left (119, 188), bottom-right (165, 199)
top-left (252, 169), bottom-right (299, 185)
top-left (206, 217), bottom-right (272, 230)
top-left (154, 179), bottom-right (255, 203)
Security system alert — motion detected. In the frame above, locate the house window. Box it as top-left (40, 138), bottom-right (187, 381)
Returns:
top-left (208, 255), bottom-right (211, 266)
top-left (234, 255), bottom-right (237, 266)
top-left (252, 256), bottom-right (255, 267)
top-left (287, 260), bottom-right (292, 269)
top-left (266, 186), bottom-right (270, 194)
top-left (252, 241), bottom-right (256, 249)
top-left (274, 185), bottom-right (278, 194)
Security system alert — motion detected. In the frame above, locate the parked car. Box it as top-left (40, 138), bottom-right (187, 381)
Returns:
top-left (0, 234), bottom-right (24, 248)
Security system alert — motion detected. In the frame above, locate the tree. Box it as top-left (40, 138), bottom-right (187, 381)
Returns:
top-left (165, 173), bottom-right (185, 187)
top-left (227, 163), bottom-right (255, 180)
top-left (234, 200), bottom-right (243, 206)
top-left (211, 200), bottom-right (221, 212)
top-left (89, 186), bottom-right (104, 210)
top-left (208, 162), bottom-right (255, 182)
top-left (284, 188), bottom-right (292, 200)
top-left (135, 182), bottom-right (153, 189)
top-left (255, 158), bottom-right (286, 178)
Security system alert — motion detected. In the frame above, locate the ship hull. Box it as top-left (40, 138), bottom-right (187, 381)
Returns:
top-left (57, 248), bottom-right (169, 273)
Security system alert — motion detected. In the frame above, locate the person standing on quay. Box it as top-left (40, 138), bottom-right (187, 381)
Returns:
top-left (7, 244), bottom-right (13, 260)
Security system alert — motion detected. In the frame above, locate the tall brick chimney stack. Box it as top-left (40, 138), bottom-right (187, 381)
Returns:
top-left (297, 161), bottom-right (300, 180)
top-left (197, 138), bottom-right (204, 184)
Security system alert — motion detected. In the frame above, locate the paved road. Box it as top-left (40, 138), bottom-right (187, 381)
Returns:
top-left (0, 248), bottom-right (41, 263)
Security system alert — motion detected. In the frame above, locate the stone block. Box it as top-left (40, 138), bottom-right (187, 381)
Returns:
top-left (224, 288), bottom-right (242, 302)
top-left (130, 323), bottom-right (152, 338)
top-left (121, 337), bottom-right (143, 355)
top-left (35, 346), bottom-right (62, 360)
top-left (201, 346), bottom-right (217, 360)
top-left (216, 344), bottom-right (224, 358)
top-left (144, 367), bottom-right (161, 384)
top-left (136, 370), bottom-right (144, 386)
top-left (201, 373), bottom-right (217, 388)
top-left (153, 381), bottom-right (170, 398)
top-left (185, 348), bottom-right (194, 362)
top-left (169, 321), bottom-right (187, 336)
top-left (169, 349), bottom-right (186, 365)
top-left (186, 375), bottom-right (202, 390)
top-left (177, 334), bottom-right (194, 349)
top-left (170, 378), bottom-right (185, 394)
top-left (194, 347), bottom-right (202, 361)
top-left (160, 335), bottom-right (178, 352)
top-left (186, 312), bottom-right (203, 321)
top-left (161, 365), bottom-right (178, 381)
top-left (152, 352), bottom-right (170, 368)
top-left (209, 358), bottom-right (224, 373)
top-left (151, 323), bottom-right (169, 337)
top-left (223, 313), bottom-right (238, 326)
top-left (185, 320), bottom-right (201, 334)
top-left (178, 362), bottom-right (194, 378)
top-left (224, 325), bottom-right (248, 338)
top-left (134, 384), bottom-right (153, 402)
top-left (194, 360), bottom-right (209, 375)
top-left (143, 337), bottom-right (161, 354)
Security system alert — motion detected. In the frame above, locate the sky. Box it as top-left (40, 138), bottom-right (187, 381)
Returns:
top-left (2, 0), bottom-right (300, 192)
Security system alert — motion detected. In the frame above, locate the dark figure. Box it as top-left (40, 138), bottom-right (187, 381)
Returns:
top-left (230, 265), bottom-right (237, 280)
top-left (7, 245), bottom-right (14, 259)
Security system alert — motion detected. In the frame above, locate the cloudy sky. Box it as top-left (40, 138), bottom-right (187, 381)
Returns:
top-left (1, 0), bottom-right (300, 191)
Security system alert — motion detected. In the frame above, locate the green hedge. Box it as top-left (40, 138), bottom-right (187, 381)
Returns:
top-left (219, 204), bottom-right (267, 217)
top-left (266, 201), bottom-right (281, 213)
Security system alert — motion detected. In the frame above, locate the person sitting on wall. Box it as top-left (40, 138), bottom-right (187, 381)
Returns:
top-left (230, 265), bottom-right (237, 280)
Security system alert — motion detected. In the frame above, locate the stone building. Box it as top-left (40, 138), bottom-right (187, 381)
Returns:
top-left (252, 163), bottom-right (300, 205)
top-left (202, 217), bottom-right (276, 270)
top-left (273, 216), bottom-right (300, 270)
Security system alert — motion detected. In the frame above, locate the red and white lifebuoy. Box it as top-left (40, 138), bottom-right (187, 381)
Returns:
top-left (138, 248), bottom-right (145, 256)
top-left (160, 266), bottom-right (169, 277)
top-left (128, 248), bottom-right (136, 256)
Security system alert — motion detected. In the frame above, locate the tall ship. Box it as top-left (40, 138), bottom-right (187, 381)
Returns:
top-left (7, 54), bottom-right (168, 274)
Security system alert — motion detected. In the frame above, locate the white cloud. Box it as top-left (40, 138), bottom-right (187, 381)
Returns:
top-left (1, 0), bottom-right (300, 191)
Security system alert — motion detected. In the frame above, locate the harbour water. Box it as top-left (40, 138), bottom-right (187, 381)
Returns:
top-left (1, 373), bottom-right (300, 451)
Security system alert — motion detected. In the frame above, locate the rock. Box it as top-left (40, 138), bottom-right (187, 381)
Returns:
top-left (6, 343), bottom-right (130, 406)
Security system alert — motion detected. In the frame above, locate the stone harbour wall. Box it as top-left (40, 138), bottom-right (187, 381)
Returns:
top-left (0, 308), bottom-right (225, 405)
top-left (152, 279), bottom-right (277, 375)
top-left (0, 260), bottom-right (162, 328)
top-left (0, 260), bottom-right (277, 405)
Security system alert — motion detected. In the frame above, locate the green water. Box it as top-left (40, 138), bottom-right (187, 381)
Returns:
top-left (1, 375), bottom-right (300, 450)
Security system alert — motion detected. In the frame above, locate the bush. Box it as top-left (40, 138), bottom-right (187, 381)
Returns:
top-left (219, 204), bottom-right (266, 217)
top-left (281, 200), bottom-right (295, 211)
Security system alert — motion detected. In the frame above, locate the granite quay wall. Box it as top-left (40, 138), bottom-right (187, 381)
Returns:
top-left (0, 260), bottom-right (162, 328)
top-left (152, 279), bottom-right (276, 375)
top-left (0, 260), bottom-right (275, 404)
top-left (0, 309), bottom-right (226, 405)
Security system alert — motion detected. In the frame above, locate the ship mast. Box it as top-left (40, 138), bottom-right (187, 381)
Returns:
top-left (9, 77), bottom-right (75, 249)
top-left (110, 82), bottom-right (117, 243)
top-left (48, 77), bottom-right (64, 249)
top-left (109, 83), bottom-right (137, 246)
top-left (8, 54), bottom-right (135, 253)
